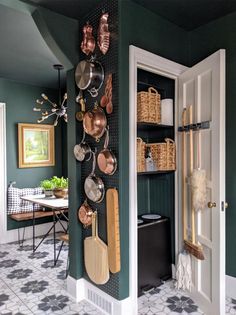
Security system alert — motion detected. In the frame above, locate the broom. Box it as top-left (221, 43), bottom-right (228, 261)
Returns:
top-left (184, 105), bottom-right (205, 260)
top-left (175, 108), bottom-right (192, 291)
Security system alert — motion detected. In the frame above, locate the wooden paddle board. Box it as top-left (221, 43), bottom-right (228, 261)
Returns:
top-left (84, 211), bottom-right (109, 284)
top-left (106, 188), bottom-right (121, 273)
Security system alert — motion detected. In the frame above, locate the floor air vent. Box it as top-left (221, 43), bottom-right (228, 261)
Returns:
top-left (87, 288), bottom-right (112, 315)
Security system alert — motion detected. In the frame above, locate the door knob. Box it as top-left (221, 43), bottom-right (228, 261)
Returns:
top-left (225, 202), bottom-right (228, 208)
top-left (208, 202), bottom-right (216, 208)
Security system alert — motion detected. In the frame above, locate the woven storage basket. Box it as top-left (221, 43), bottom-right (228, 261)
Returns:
top-left (146, 138), bottom-right (176, 171)
top-left (137, 87), bottom-right (161, 124)
top-left (137, 137), bottom-right (146, 172)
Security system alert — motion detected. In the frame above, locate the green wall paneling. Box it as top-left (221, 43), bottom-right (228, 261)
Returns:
top-left (149, 174), bottom-right (175, 263)
top-left (189, 11), bottom-right (236, 278)
top-left (137, 176), bottom-right (150, 214)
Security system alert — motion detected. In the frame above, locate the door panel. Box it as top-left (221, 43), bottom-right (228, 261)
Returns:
top-left (179, 50), bottom-right (225, 315)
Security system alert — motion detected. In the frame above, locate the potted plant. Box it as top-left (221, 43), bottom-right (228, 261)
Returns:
top-left (51, 176), bottom-right (68, 199)
top-left (40, 179), bottom-right (54, 197)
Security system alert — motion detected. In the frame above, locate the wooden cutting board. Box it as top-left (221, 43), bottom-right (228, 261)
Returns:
top-left (84, 211), bottom-right (110, 284)
top-left (106, 188), bottom-right (121, 273)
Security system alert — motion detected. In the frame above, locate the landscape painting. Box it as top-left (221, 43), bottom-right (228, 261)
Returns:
top-left (18, 123), bottom-right (55, 168)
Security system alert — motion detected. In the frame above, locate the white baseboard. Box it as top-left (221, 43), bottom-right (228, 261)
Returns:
top-left (66, 276), bottom-right (133, 315)
top-left (226, 275), bottom-right (236, 299)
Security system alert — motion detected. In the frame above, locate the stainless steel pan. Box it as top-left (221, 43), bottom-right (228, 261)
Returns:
top-left (75, 57), bottom-right (104, 97)
top-left (73, 130), bottom-right (92, 162)
top-left (84, 151), bottom-right (105, 203)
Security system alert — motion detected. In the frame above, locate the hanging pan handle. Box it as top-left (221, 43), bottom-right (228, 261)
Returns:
top-left (104, 126), bottom-right (110, 149)
top-left (90, 150), bottom-right (97, 176)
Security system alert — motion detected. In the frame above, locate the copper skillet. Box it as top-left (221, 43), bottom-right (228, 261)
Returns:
top-left (97, 127), bottom-right (117, 175)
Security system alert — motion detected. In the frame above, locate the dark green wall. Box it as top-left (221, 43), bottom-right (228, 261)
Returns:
top-left (189, 12), bottom-right (236, 278)
top-left (66, 70), bottom-right (83, 280)
top-left (118, 0), bottom-right (189, 299)
top-left (0, 77), bottom-right (62, 187)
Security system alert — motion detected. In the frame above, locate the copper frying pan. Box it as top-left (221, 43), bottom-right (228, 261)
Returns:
top-left (97, 127), bottom-right (117, 175)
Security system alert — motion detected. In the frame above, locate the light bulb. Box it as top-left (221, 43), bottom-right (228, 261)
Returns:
top-left (36, 99), bottom-right (43, 105)
top-left (41, 93), bottom-right (48, 100)
top-left (33, 108), bottom-right (41, 112)
top-left (37, 117), bottom-right (44, 123)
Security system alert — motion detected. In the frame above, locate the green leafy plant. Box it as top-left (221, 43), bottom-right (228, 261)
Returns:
top-left (40, 179), bottom-right (54, 190)
top-left (51, 176), bottom-right (68, 189)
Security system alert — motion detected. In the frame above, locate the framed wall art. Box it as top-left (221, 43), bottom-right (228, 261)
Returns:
top-left (18, 123), bottom-right (55, 168)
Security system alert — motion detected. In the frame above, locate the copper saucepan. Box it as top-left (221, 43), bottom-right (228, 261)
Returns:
top-left (97, 127), bottom-right (117, 175)
top-left (83, 102), bottom-right (107, 141)
top-left (77, 200), bottom-right (94, 227)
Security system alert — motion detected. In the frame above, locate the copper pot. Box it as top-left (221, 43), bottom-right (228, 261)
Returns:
top-left (83, 102), bottom-right (107, 141)
top-left (78, 200), bottom-right (94, 227)
top-left (97, 127), bottom-right (117, 175)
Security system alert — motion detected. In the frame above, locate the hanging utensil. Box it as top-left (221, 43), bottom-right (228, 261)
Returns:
top-left (73, 130), bottom-right (92, 162)
top-left (184, 106), bottom-right (204, 260)
top-left (97, 12), bottom-right (110, 55)
top-left (176, 108), bottom-right (192, 291)
top-left (84, 151), bottom-right (105, 203)
top-left (78, 199), bottom-right (94, 227)
top-left (97, 127), bottom-right (117, 175)
top-left (83, 102), bottom-right (107, 141)
top-left (75, 57), bottom-right (104, 98)
top-left (75, 90), bottom-right (86, 122)
top-left (106, 188), bottom-right (121, 273)
top-left (191, 128), bottom-right (207, 212)
top-left (84, 211), bottom-right (110, 284)
top-left (80, 22), bottom-right (95, 55)
top-left (100, 74), bottom-right (113, 114)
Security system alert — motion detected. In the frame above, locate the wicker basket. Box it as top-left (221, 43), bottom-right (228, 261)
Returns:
top-left (146, 138), bottom-right (176, 171)
top-left (137, 87), bottom-right (161, 124)
top-left (137, 137), bottom-right (146, 172)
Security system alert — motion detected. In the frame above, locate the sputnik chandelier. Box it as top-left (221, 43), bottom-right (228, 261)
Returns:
top-left (33, 64), bottom-right (68, 126)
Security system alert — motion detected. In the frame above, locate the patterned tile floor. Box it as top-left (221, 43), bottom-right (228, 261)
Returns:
top-left (0, 234), bottom-right (235, 315)
top-left (0, 233), bottom-right (104, 315)
top-left (138, 280), bottom-right (236, 314)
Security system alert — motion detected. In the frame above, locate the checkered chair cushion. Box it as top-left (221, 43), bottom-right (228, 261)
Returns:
top-left (7, 187), bottom-right (43, 214)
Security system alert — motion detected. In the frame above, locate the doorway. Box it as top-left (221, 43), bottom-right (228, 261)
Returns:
top-left (129, 46), bottom-right (226, 315)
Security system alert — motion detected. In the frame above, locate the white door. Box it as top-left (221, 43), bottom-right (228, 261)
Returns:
top-left (179, 50), bottom-right (226, 315)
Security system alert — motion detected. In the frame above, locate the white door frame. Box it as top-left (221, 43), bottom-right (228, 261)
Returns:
top-left (129, 46), bottom-right (188, 313)
top-left (0, 102), bottom-right (9, 242)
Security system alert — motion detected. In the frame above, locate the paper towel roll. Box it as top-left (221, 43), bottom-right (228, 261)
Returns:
top-left (161, 99), bottom-right (173, 125)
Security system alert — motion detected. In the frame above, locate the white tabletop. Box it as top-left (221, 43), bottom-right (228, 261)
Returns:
top-left (21, 194), bottom-right (68, 210)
